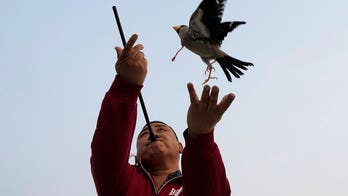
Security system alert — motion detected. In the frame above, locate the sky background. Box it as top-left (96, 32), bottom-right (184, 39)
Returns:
top-left (1, 0), bottom-right (347, 195)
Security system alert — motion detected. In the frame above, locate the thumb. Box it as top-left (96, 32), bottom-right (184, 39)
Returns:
top-left (115, 47), bottom-right (123, 59)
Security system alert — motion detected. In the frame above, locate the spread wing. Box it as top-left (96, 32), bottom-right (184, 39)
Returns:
top-left (189, 0), bottom-right (227, 43)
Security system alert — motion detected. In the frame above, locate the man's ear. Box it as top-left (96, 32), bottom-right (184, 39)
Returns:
top-left (178, 142), bottom-right (184, 153)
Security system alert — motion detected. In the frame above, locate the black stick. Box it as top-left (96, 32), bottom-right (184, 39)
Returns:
top-left (112, 6), bottom-right (156, 142)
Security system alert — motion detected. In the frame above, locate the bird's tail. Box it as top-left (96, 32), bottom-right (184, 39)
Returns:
top-left (216, 55), bottom-right (254, 82)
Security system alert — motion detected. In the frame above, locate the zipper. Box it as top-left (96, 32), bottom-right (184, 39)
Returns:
top-left (138, 159), bottom-right (182, 196)
top-left (157, 175), bottom-right (182, 193)
top-left (139, 160), bottom-right (159, 195)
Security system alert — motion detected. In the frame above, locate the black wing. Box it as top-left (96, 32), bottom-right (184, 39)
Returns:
top-left (189, 0), bottom-right (226, 40)
top-left (189, 0), bottom-right (245, 46)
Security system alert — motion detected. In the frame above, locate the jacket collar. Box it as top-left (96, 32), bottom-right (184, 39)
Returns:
top-left (136, 157), bottom-right (182, 182)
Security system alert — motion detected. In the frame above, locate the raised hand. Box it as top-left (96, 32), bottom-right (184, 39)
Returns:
top-left (186, 83), bottom-right (235, 138)
top-left (115, 34), bottom-right (148, 85)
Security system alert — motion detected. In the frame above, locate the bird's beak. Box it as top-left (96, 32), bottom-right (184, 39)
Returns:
top-left (172, 25), bottom-right (181, 32)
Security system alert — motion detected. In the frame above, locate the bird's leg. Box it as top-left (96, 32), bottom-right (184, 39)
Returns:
top-left (204, 60), bottom-right (216, 75)
top-left (171, 45), bottom-right (184, 61)
top-left (201, 58), bottom-right (217, 85)
top-left (204, 66), bottom-right (215, 75)
top-left (202, 65), bottom-right (217, 85)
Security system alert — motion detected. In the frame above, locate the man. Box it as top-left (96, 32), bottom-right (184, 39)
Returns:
top-left (91, 34), bottom-right (235, 195)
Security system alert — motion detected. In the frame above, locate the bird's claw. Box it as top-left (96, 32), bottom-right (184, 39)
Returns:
top-left (202, 76), bottom-right (218, 85)
top-left (204, 66), bottom-right (215, 75)
top-left (202, 66), bottom-right (218, 85)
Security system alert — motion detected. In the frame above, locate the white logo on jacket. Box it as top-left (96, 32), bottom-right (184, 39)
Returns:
top-left (169, 186), bottom-right (183, 195)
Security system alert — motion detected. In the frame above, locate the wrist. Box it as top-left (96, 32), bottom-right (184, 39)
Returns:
top-left (108, 75), bottom-right (143, 102)
top-left (187, 128), bottom-right (213, 139)
top-left (184, 129), bottom-right (215, 150)
top-left (187, 130), bottom-right (200, 139)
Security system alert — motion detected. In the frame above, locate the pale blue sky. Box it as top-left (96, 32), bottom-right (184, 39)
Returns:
top-left (1, 0), bottom-right (347, 195)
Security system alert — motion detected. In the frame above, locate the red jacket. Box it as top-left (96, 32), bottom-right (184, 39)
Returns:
top-left (91, 76), bottom-right (231, 195)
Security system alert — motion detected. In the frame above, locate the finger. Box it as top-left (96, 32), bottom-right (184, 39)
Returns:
top-left (209, 86), bottom-right (219, 106)
top-left (135, 52), bottom-right (147, 65)
top-left (133, 44), bottom-right (144, 54)
top-left (187, 83), bottom-right (199, 104)
top-left (135, 51), bottom-right (144, 57)
top-left (141, 57), bottom-right (148, 66)
top-left (123, 34), bottom-right (138, 54)
top-left (217, 93), bottom-right (236, 114)
top-left (201, 85), bottom-right (210, 103)
top-left (115, 47), bottom-right (122, 59)
top-left (133, 45), bottom-right (145, 58)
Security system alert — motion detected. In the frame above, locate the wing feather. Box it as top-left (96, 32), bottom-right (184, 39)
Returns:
top-left (189, 0), bottom-right (227, 41)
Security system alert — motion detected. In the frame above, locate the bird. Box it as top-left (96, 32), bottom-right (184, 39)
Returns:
top-left (172, 0), bottom-right (253, 84)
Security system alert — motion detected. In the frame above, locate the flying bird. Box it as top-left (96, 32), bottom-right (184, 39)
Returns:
top-left (172, 0), bottom-right (253, 84)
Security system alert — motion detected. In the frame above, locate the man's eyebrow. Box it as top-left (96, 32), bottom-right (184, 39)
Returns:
top-left (139, 128), bottom-right (148, 135)
top-left (139, 123), bottom-right (178, 140)
top-left (138, 125), bottom-right (160, 138)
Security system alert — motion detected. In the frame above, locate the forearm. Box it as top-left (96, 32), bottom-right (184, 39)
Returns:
top-left (182, 129), bottom-right (231, 196)
top-left (90, 75), bottom-right (142, 194)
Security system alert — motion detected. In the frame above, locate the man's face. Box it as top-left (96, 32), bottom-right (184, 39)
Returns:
top-left (136, 122), bottom-right (183, 161)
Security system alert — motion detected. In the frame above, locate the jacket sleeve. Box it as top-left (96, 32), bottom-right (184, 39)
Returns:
top-left (90, 76), bottom-right (142, 195)
top-left (181, 129), bottom-right (231, 196)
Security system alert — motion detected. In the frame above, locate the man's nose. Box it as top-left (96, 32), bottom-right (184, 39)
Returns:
top-left (148, 127), bottom-right (159, 141)
top-left (148, 133), bottom-right (159, 141)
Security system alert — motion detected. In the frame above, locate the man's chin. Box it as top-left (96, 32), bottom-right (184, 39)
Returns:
top-left (141, 150), bottom-right (165, 162)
